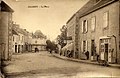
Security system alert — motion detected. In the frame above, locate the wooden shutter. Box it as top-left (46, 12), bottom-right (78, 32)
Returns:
top-left (85, 20), bottom-right (88, 32)
top-left (81, 41), bottom-right (83, 52)
top-left (91, 17), bottom-right (96, 31)
top-left (85, 41), bottom-right (88, 51)
top-left (103, 12), bottom-right (108, 28)
top-left (81, 21), bottom-right (84, 33)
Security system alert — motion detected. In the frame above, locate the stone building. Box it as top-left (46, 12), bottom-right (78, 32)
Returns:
top-left (0, 1), bottom-right (14, 60)
top-left (31, 38), bottom-right (46, 52)
top-left (12, 24), bottom-right (24, 53)
top-left (12, 27), bottom-right (19, 53)
top-left (66, 14), bottom-right (76, 46)
top-left (65, 0), bottom-right (120, 64)
top-left (27, 32), bottom-right (32, 52)
top-left (77, 0), bottom-right (120, 63)
top-left (12, 23), bottom-right (33, 53)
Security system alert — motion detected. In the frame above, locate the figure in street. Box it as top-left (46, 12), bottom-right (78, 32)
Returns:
top-left (85, 51), bottom-right (89, 60)
top-left (35, 47), bottom-right (39, 52)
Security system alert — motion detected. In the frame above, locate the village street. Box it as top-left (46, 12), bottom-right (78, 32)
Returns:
top-left (3, 51), bottom-right (120, 78)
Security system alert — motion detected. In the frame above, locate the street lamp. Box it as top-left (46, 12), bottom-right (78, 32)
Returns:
top-left (107, 35), bottom-right (117, 63)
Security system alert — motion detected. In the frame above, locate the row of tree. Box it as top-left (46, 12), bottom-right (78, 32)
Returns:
top-left (46, 25), bottom-right (71, 53)
top-left (46, 40), bottom-right (58, 53)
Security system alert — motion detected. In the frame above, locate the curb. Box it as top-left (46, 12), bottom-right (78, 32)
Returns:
top-left (53, 54), bottom-right (120, 69)
top-left (53, 54), bottom-right (100, 65)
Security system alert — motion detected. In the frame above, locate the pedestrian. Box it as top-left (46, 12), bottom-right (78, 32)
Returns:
top-left (35, 47), bottom-right (37, 52)
top-left (60, 49), bottom-right (62, 56)
top-left (50, 49), bottom-right (52, 54)
top-left (96, 53), bottom-right (99, 61)
top-left (70, 50), bottom-right (74, 58)
top-left (85, 51), bottom-right (89, 60)
top-left (75, 49), bottom-right (79, 59)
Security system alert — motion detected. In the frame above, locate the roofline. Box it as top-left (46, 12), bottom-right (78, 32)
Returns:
top-left (79, 0), bottom-right (118, 18)
top-left (1, 1), bottom-right (14, 12)
top-left (66, 13), bottom-right (76, 24)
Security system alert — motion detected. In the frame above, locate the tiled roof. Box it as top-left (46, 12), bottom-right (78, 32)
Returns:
top-left (78, 0), bottom-right (119, 18)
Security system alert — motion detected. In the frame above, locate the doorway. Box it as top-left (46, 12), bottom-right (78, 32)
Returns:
top-left (104, 44), bottom-right (108, 61)
top-left (91, 40), bottom-right (95, 56)
top-left (18, 45), bottom-right (20, 53)
top-left (15, 45), bottom-right (17, 53)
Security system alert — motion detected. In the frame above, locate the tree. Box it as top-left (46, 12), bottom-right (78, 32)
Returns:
top-left (46, 40), bottom-right (57, 53)
top-left (57, 25), bottom-right (67, 48)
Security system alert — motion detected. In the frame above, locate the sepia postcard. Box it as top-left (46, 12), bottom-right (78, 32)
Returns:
top-left (0, 0), bottom-right (120, 78)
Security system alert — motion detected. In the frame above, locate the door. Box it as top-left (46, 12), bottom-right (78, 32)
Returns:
top-left (18, 45), bottom-right (20, 53)
top-left (91, 40), bottom-right (96, 60)
top-left (15, 45), bottom-right (17, 53)
top-left (104, 44), bottom-right (108, 61)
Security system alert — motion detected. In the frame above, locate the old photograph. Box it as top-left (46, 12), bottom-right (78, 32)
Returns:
top-left (0, 0), bottom-right (120, 78)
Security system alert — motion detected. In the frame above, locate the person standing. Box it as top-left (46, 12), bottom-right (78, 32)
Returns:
top-left (85, 51), bottom-right (89, 60)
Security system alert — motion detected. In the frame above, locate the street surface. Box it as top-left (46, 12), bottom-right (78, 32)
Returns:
top-left (3, 51), bottom-right (120, 78)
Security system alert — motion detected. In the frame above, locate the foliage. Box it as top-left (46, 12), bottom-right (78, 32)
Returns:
top-left (46, 40), bottom-right (57, 51)
top-left (57, 25), bottom-right (67, 48)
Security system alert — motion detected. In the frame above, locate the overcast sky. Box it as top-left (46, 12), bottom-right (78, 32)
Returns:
top-left (4, 0), bottom-right (88, 40)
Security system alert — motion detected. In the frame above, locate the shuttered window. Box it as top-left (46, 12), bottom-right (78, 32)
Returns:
top-left (91, 16), bottom-right (96, 31)
top-left (82, 40), bottom-right (88, 53)
top-left (85, 41), bottom-right (88, 51)
top-left (81, 41), bottom-right (83, 52)
top-left (82, 20), bottom-right (88, 33)
top-left (85, 20), bottom-right (88, 32)
top-left (82, 21), bottom-right (84, 33)
top-left (103, 11), bottom-right (109, 28)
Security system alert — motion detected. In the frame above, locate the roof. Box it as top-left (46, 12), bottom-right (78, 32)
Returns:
top-left (78, 0), bottom-right (119, 18)
top-left (66, 14), bottom-right (76, 24)
top-left (12, 24), bottom-right (29, 36)
top-left (66, 0), bottom-right (95, 24)
top-left (0, 1), bottom-right (14, 12)
top-left (12, 29), bottom-right (18, 35)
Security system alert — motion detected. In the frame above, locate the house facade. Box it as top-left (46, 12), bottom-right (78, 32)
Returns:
top-left (12, 23), bottom-right (33, 53)
top-left (12, 29), bottom-right (19, 53)
top-left (66, 13), bottom-right (79, 58)
top-left (12, 24), bottom-right (24, 53)
top-left (31, 38), bottom-right (46, 51)
top-left (27, 33), bottom-right (32, 52)
top-left (77, 0), bottom-right (120, 63)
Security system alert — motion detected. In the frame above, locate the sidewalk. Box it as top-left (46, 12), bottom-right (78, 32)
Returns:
top-left (53, 53), bottom-right (120, 69)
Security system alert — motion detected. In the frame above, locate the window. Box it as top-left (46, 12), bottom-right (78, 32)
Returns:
top-left (18, 35), bottom-right (20, 41)
top-left (22, 36), bottom-right (24, 42)
top-left (13, 36), bottom-right (14, 41)
top-left (81, 40), bottom-right (88, 53)
top-left (82, 20), bottom-right (88, 33)
top-left (35, 40), bottom-right (37, 43)
top-left (91, 40), bottom-right (96, 56)
top-left (83, 41), bottom-right (86, 52)
top-left (91, 17), bottom-right (96, 31)
top-left (103, 11), bottom-right (109, 28)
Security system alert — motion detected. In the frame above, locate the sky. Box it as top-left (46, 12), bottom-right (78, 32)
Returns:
top-left (4, 0), bottom-right (88, 40)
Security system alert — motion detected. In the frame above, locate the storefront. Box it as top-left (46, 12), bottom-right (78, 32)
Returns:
top-left (99, 36), bottom-right (116, 63)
